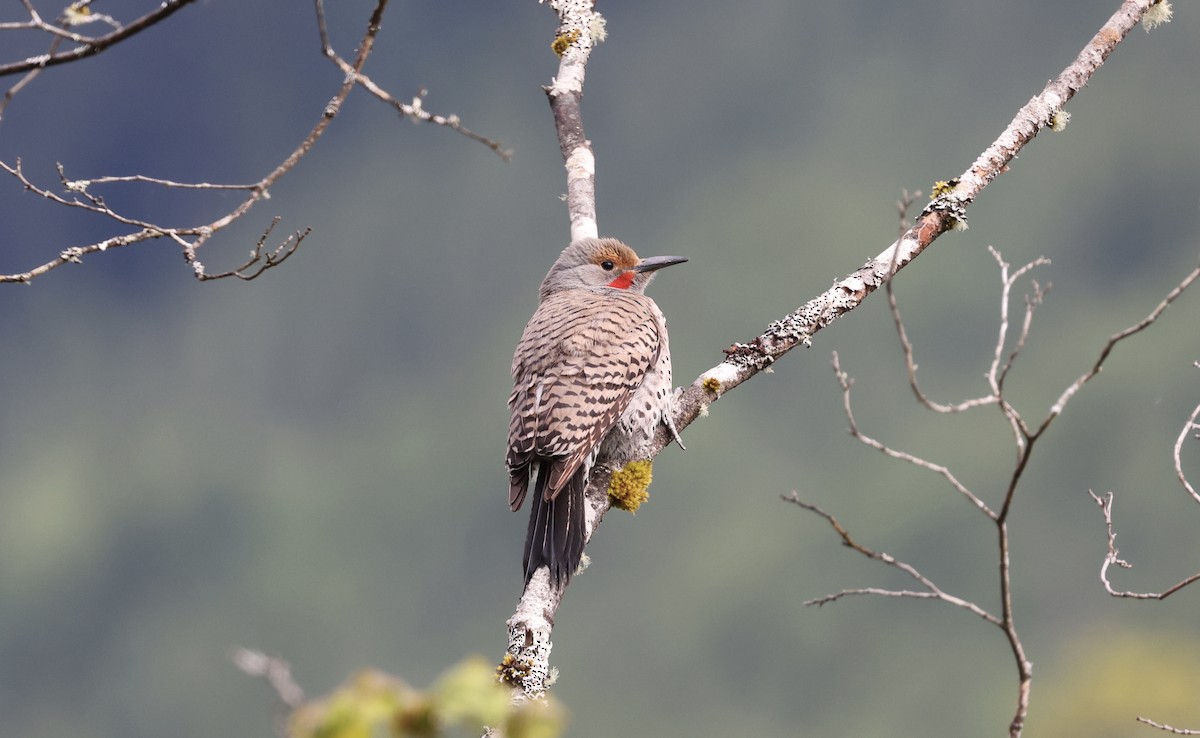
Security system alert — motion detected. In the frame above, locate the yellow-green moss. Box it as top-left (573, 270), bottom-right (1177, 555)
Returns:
top-left (930, 178), bottom-right (960, 198)
top-left (287, 659), bottom-right (553, 738)
top-left (551, 29), bottom-right (580, 57)
top-left (702, 376), bottom-right (721, 394)
top-left (608, 460), bottom-right (653, 512)
top-left (495, 653), bottom-right (531, 688)
top-left (394, 697), bottom-right (438, 737)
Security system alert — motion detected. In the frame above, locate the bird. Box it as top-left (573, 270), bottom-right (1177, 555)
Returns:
top-left (507, 237), bottom-right (686, 588)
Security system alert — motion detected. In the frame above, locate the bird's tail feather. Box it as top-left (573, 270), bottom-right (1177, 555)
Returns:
top-left (523, 464), bottom-right (586, 586)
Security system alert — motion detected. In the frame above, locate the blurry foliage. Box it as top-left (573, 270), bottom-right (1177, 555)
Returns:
top-left (290, 658), bottom-right (562, 738)
top-left (1034, 629), bottom-right (1200, 737)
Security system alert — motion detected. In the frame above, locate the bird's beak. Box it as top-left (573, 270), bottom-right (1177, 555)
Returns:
top-left (634, 255), bottom-right (688, 273)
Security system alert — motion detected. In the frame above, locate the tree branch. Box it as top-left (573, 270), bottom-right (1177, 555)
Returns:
top-left (1085, 351), bottom-right (1200, 602)
top-left (314, 3), bottom-right (511, 160)
top-left (1088, 490), bottom-right (1200, 600)
top-left (782, 492), bottom-right (1002, 626)
top-left (0, 0), bottom-right (196, 76)
top-left (1138, 717), bottom-right (1200, 735)
top-left (542, 0), bottom-right (603, 242)
top-left (797, 246), bottom-right (1196, 736)
top-left (503, 0), bottom-right (1169, 712)
top-left (2, 0), bottom-right (506, 283)
top-left (233, 647), bottom-right (306, 710)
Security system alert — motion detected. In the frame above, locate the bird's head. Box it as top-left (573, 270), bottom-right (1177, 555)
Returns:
top-left (540, 237), bottom-right (687, 299)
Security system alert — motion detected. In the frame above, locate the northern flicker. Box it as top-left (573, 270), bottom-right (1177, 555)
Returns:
top-left (507, 237), bottom-right (686, 587)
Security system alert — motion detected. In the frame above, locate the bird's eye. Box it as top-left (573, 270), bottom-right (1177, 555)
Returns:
top-left (600, 260), bottom-right (615, 271)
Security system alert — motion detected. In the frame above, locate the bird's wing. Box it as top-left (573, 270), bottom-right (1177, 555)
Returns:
top-left (507, 290), bottom-right (662, 503)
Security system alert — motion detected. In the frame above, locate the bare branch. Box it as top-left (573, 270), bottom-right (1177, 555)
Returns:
top-left (1175, 380), bottom-right (1200, 505)
top-left (888, 241), bottom-right (1051, 417)
top-left (314, 0), bottom-right (510, 159)
top-left (233, 647), bottom-right (305, 709)
top-left (196, 218), bottom-right (310, 282)
top-left (1089, 488), bottom-right (1200, 600)
top-left (4, 0), bottom-right (508, 283)
top-left (1043, 261), bottom-right (1200, 430)
top-left (811, 219), bottom-right (1196, 737)
top-left (991, 249), bottom-right (1052, 396)
top-left (782, 492), bottom-right (1001, 625)
top-left (831, 351), bottom-right (997, 518)
top-left (60, 173), bottom-right (258, 191)
top-left (884, 190), bottom-right (999, 413)
top-left (1138, 717), bottom-right (1200, 735)
top-left (0, 0), bottom-right (198, 77)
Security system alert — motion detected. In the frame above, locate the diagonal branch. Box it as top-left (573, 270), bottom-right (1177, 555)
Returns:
top-left (830, 350), bottom-right (997, 519)
top-left (1138, 717), bottom-right (1200, 735)
top-left (0, 0), bottom-right (198, 77)
top-left (314, 3), bottom-right (510, 160)
top-left (1045, 262), bottom-right (1200, 428)
top-left (782, 493), bottom-right (1001, 626)
top-left (1, 0), bottom-right (385, 283)
top-left (671, 0), bottom-right (1157, 432)
top-left (3, 0), bottom-right (505, 284)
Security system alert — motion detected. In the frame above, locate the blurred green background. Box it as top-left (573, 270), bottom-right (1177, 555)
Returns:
top-left (2, 1), bottom-right (1200, 736)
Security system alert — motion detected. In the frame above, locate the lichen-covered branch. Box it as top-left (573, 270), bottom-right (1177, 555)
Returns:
top-left (541, 0), bottom-right (605, 242)
top-left (672, 0), bottom-right (1162, 435)
top-left (504, 0), bottom-right (1169, 710)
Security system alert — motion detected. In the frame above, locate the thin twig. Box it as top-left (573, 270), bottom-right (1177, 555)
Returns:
top-left (0, 0), bottom-right (198, 77)
top-left (831, 350), bottom-right (996, 518)
top-left (819, 251), bottom-right (1198, 733)
top-left (1044, 261), bottom-right (1200, 426)
top-left (233, 647), bottom-right (305, 709)
top-left (3, 0), bottom-right (507, 283)
top-left (1089, 489), bottom-right (1200, 599)
top-left (783, 493), bottom-right (1001, 625)
top-left (314, 0), bottom-right (510, 160)
top-left (1137, 717), bottom-right (1200, 735)
top-left (1174, 367), bottom-right (1200, 505)
top-left (0, 0), bottom-right (380, 283)
top-left (62, 173), bottom-right (258, 191)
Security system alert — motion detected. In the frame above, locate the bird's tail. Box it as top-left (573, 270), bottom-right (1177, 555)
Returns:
top-left (523, 463), bottom-right (586, 587)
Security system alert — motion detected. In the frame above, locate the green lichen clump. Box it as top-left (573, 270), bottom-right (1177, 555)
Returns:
top-left (551, 29), bottom-right (580, 57)
top-left (930, 178), bottom-right (960, 198)
top-left (608, 460), bottom-right (653, 512)
top-left (702, 376), bottom-right (722, 394)
top-left (495, 653), bottom-right (531, 688)
top-left (288, 659), bottom-right (562, 738)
